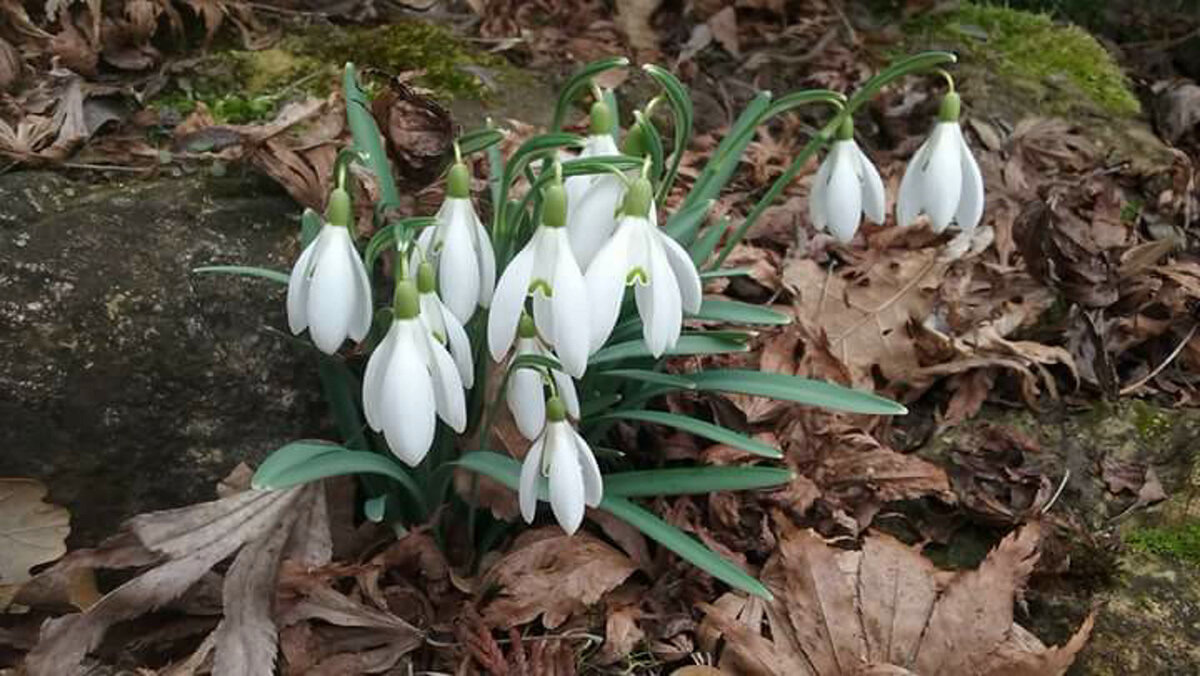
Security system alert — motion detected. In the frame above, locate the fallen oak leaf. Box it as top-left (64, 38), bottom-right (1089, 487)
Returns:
top-left (0, 478), bottom-right (70, 609)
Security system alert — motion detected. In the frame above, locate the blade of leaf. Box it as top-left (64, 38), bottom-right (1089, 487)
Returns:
top-left (551, 57), bottom-right (630, 131)
top-left (252, 441), bottom-right (345, 489)
top-left (693, 298), bottom-right (791, 326)
top-left (193, 266), bottom-right (288, 285)
top-left (603, 466), bottom-right (793, 496)
top-left (688, 369), bottom-right (907, 415)
top-left (643, 64), bottom-right (693, 203)
top-left (595, 369), bottom-right (697, 390)
top-left (592, 409), bottom-right (781, 458)
top-left (344, 63), bottom-right (402, 211)
top-left (590, 333), bottom-right (750, 365)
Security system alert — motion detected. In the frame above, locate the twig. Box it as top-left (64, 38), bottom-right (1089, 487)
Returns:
top-left (1040, 469), bottom-right (1070, 515)
top-left (61, 162), bottom-right (153, 173)
top-left (1118, 321), bottom-right (1198, 396)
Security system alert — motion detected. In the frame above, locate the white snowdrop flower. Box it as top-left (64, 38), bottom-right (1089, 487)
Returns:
top-left (415, 161), bottom-right (497, 324)
top-left (287, 188), bottom-right (372, 355)
top-left (415, 260), bottom-right (474, 388)
top-left (896, 92), bottom-right (985, 234)
top-left (585, 176), bottom-right (703, 357)
top-left (565, 99), bottom-right (625, 268)
top-left (488, 181), bottom-right (590, 378)
top-left (362, 277), bottom-right (466, 466)
top-left (507, 313), bottom-right (580, 440)
top-left (809, 118), bottom-right (886, 243)
top-left (519, 395), bottom-right (602, 535)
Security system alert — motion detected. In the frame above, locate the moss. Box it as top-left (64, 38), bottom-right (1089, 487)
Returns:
top-left (285, 21), bottom-right (504, 101)
top-left (1127, 522), bottom-right (1200, 565)
top-left (1131, 400), bottom-right (1176, 445)
top-left (903, 3), bottom-right (1140, 117)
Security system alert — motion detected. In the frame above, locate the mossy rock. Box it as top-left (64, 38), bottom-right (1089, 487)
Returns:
top-left (900, 3), bottom-right (1173, 174)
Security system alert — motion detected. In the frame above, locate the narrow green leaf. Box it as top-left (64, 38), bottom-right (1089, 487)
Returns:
top-left (458, 128), bottom-right (505, 156)
top-left (693, 299), bottom-right (791, 326)
top-left (689, 215), bottom-right (729, 265)
top-left (590, 334), bottom-right (750, 366)
top-left (601, 495), bottom-right (771, 599)
top-left (593, 410), bottom-right (781, 458)
top-left (193, 265), bottom-right (288, 285)
top-left (687, 369), bottom-right (907, 415)
top-left (603, 466), bottom-right (792, 497)
top-left (683, 91), bottom-right (771, 209)
top-left (343, 63), bottom-right (402, 210)
top-left (580, 393), bottom-right (623, 419)
top-left (301, 208), bottom-right (322, 248)
top-left (258, 449), bottom-right (424, 505)
top-left (317, 356), bottom-right (368, 450)
top-left (252, 440), bottom-right (343, 488)
top-left (456, 451), bottom-right (772, 599)
top-left (846, 51), bottom-right (957, 112)
top-left (643, 64), bottom-right (694, 203)
top-left (664, 199), bottom-right (713, 248)
top-left (595, 369), bottom-right (697, 390)
top-left (601, 88), bottom-right (621, 142)
top-left (700, 267), bottom-right (752, 279)
top-left (510, 353), bottom-right (563, 373)
top-left (761, 89), bottom-right (845, 121)
top-left (551, 57), bottom-right (631, 131)
top-left (365, 217), bottom-right (436, 270)
top-left (638, 114), bottom-right (665, 185)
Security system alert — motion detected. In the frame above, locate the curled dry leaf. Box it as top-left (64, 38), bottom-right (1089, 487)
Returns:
top-left (24, 482), bottom-right (329, 676)
top-left (479, 529), bottom-right (638, 629)
top-left (0, 478), bottom-right (70, 607)
top-left (703, 522), bottom-right (1093, 676)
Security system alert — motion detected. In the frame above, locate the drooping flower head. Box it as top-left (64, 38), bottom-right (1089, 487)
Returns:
top-left (363, 272), bottom-right (466, 466)
top-left (519, 395), bottom-right (603, 535)
top-left (585, 176), bottom-right (703, 357)
top-left (287, 187), bottom-right (372, 354)
top-left (896, 91), bottom-right (985, 234)
top-left (488, 178), bottom-right (590, 377)
top-left (565, 98), bottom-right (625, 268)
top-left (415, 260), bottom-right (474, 389)
top-left (507, 313), bottom-right (580, 441)
top-left (809, 117), bottom-right (886, 243)
top-left (417, 160), bottom-right (497, 324)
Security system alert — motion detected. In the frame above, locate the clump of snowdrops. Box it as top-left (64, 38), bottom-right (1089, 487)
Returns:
top-left (204, 52), bottom-right (983, 598)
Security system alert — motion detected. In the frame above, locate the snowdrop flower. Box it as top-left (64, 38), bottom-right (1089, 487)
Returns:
top-left (809, 118), bottom-right (886, 243)
top-left (565, 99), bottom-right (625, 267)
top-left (519, 395), bottom-right (602, 535)
top-left (488, 181), bottom-right (590, 378)
top-left (415, 260), bottom-right (474, 388)
top-left (287, 187), bottom-right (372, 354)
top-left (363, 277), bottom-right (466, 466)
top-left (585, 176), bottom-right (702, 357)
top-left (896, 91), bottom-right (985, 234)
top-left (416, 161), bottom-right (496, 324)
top-left (507, 313), bottom-right (580, 440)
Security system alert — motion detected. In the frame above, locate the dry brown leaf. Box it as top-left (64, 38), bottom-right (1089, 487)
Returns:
top-left (708, 6), bottom-right (739, 57)
top-left (0, 478), bottom-right (70, 609)
top-left (25, 483), bottom-right (326, 676)
top-left (705, 523), bottom-right (1091, 675)
top-left (479, 529), bottom-right (638, 629)
top-left (615, 0), bottom-right (661, 51)
top-left (0, 36), bottom-right (21, 91)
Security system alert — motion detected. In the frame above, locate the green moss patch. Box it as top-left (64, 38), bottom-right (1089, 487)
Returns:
top-left (904, 3), bottom-right (1140, 117)
top-left (1128, 522), bottom-right (1200, 565)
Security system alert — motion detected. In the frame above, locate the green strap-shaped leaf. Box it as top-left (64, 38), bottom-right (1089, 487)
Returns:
top-left (254, 447), bottom-right (425, 512)
top-left (364, 216), bottom-right (437, 270)
top-left (343, 63), bottom-right (402, 211)
top-left (592, 409), bottom-right (781, 458)
top-left (643, 64), bottom-right (694, 203)
top-left (510, 353), bottom-right (564, 373)
top-left (590, 333), bottom-right (750, 366)
top-left (455, 451), bottom-right (772, 599)
top-left (700, 267), bottom-right (753, 279)
top-left (252, 440), bottom-right (344, 488)
top-left (603, 466), bottom-right (792, 496)
top-left (689, 215), bottom-right (729, 265)
top-left (457, 128), bottom-right (505, 157)
top-left (664, 198), bottom-right (713, 248)
top-left (551, 56), bottom-right (631, 131)
top-left (595, 369), bottom-right (697, 390)
top-left (193, 265), bottom-right (288, 285)
top-left (687, 369), bottom-right (907, 415)
top-left (693, 299), bottom-right (791, 326)
top-left (301, 208), bottom-right (322, 248)
top-left (683, 91), bottom-right (771, 210)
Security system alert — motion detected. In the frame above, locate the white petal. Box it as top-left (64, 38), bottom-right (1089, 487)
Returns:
top-left (518, 435), bottom-right (546, 524)
top-left (548, 231), bottom-right (590, 378)
top-left (567, 174), bottom-right (624, 267)
top-left (550, 368), bottom-right (580, 419)
top-left (439, 200), bottom-right (481, 323)
top-left (922, 123), bottom-right (963, 233)
top-left (286, 233), bottom-right (322, 335)
top-left (808, 151), bottom-right (834, 233)
top-left (306, 227), bottom-right (357, 354)
top-left (584, 221), bottom-right (633, 353)
top-left (343, 234), bottom-right (372, 342)
top-left (442, 304), bottom-right (474, 388)
top-left (487, 236), bottom-right (536, 363)
top-left (380, 323), bottom-right (436, 465)
top-left (569, 426), bottom-right (603, 507)
top-left (955, 125), bottom-right (985, 233)
top-left (547, 423), bottom-right (585, 534)
top-left (419, 293), bottom-right (447, 341)
top-left (508, 350), bottom-right (546, 440)
top-left (636, 234), bottom-right (683, 357)
top-left (854, 142), bottom-right (887, 225)
top-left (362, 322), bottom-right (399, 430)
top-left (825, 142), bottom-right (864, 244)
top-left (423, 331), bottom-right (467, 433)
top-left (472, 209), bottom-right (497, 307)
top-left (414, 226), bottom-right (435, 266)
top-left (896, 136), bottom-right (931, 228)
top-left (658, 231), bottom-right (703, 315)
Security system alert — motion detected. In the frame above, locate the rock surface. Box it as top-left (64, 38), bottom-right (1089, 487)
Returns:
top-left (0, 170), bottom-right (320, 545)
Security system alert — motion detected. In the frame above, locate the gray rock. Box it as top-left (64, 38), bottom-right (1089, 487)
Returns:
top-left (0, 170), bottom-right (322, 545)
